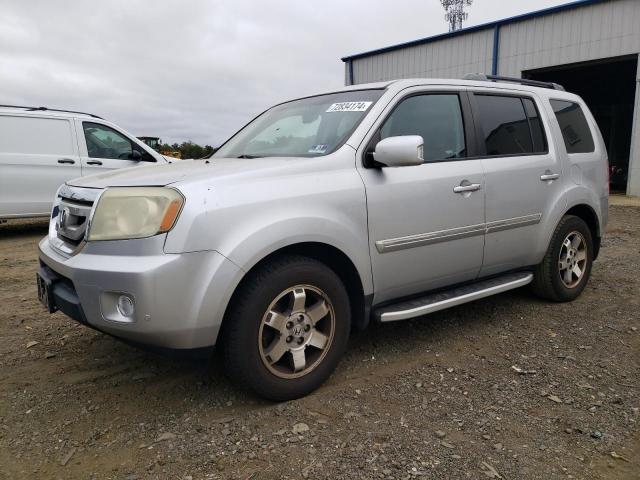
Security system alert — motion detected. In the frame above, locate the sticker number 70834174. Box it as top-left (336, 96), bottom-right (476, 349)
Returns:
top-left (326, 101), bottom-right (372, 113)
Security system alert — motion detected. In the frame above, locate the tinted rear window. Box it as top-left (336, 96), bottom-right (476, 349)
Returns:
top-left (550, 100), bottom-right (595, 154)
top-left (475, 95), bottom-right (534, 156)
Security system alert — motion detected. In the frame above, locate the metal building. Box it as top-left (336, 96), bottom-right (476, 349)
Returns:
top-left (341, 0), bottom-right (640, 195)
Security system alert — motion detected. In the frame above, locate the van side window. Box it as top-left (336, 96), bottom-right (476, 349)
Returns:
top-left (475, 94), bottom-right (543, 156)
top-left (380, 94), bottom-right (466, 162)
top-left (83, 122), bottom-right (151, 161)
top-left (550, 100), bottom-right (595, 154)
top-left (0, 116), bottom-right (74, 155)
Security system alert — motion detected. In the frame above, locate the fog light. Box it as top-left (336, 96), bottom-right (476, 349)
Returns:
top-left (117, 295), bottom-right (135, 317)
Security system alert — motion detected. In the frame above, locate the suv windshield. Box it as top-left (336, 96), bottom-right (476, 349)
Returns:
top-left (214, 90), bottom-right (384, 158)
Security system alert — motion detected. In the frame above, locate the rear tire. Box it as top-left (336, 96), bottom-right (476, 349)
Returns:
top-left (221, 255), bottom-right (350, 401)
top-left (531, 215), bottom-right (594, 302)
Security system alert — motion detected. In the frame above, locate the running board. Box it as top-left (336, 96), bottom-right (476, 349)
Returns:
top-left (375, 272), bottom-right (533, 323)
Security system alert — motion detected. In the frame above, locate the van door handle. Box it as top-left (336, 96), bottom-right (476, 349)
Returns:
top-left (57, 158), bottom-right (75, 165)
top-left (453, 183), bottom-right (481, 193)
top-left (86, 160), bottom-right (103, 166)
top-left (540, 172), bottom-right (560, 181)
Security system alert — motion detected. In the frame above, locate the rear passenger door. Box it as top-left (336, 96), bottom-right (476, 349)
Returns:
top-left (75, 121), bottom-right (156, 176)
top-left (0, 115), bottom-right (81, 218)
top-left (469, 91), bottom-right (564, 277)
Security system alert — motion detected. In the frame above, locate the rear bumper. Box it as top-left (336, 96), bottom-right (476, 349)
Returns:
top-left (38, 237), bottom-right (242, 349)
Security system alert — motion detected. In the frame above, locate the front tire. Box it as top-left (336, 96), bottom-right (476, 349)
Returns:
top-left (221, 255), bottom-right (351, 401)
top-left (531, 215), bottom-right (594, 302)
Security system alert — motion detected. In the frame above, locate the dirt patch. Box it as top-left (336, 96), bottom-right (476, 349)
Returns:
top-left (0, 209), bottom-right (638, 479)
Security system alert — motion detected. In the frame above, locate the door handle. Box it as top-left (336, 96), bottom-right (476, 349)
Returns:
top-left (453, 183), bottom-right (481, 193)
top-left (540, 172), bottom-right (560, 181)
top-left (87, 160), bottom-right (103, 166)
top-left (57, 158), bottom-right (75, 165)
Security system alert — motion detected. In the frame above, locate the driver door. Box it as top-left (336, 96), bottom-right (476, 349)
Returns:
top-left (357, 88), bottom-right (486, 304)
top-left (75, 120), bottom-right (147, 176)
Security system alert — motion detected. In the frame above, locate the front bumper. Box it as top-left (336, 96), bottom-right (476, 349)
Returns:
top-left (38, 237), bottom-right (242, 350)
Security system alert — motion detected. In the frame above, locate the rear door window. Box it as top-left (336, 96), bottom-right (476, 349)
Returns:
top-left (550, 100), bottom-right (595, 154)
top-left (474, 95), bottom-right (535, 156)
top-left (0, 116), bottom-right (75, 155)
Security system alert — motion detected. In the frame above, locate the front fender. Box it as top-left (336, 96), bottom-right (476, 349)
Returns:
top-left (164, 158), bottom-right (373, 296)
top-left (221, 215), bottom-right (373, 296)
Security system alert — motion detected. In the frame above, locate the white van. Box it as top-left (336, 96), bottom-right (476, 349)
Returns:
top-left (0, 106), bottom-right (170, 219)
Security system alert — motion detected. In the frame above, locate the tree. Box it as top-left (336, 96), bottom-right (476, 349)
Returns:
top-left (159, 141), bottom-right (216, 159)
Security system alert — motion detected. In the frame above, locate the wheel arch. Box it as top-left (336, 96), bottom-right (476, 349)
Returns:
top-left (221, 242), bottom-right (371, 342)
top-left (564, 203), bottom-right (601, 259)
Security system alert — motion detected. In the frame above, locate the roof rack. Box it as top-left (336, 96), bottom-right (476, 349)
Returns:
top-left (462, 74), bottom-right (565, 91)
top-left (0, 105), bottom-right (103, 119)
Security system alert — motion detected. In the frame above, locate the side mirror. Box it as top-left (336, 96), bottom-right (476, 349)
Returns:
top-left (130, 150), bottom-right (142, 161)
top-left (373, 136), bottom-right (424, 167)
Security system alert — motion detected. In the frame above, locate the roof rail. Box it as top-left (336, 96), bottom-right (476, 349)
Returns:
top-left (0, 105), bottom-right (103, 119)
top-left (462, 74), bottom-right (565, 91)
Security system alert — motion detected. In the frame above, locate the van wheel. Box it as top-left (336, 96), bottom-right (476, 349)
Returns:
top-left (221, 255), bottom-right (350, 401)
top-left (531, 215), bottom-right (593, 302)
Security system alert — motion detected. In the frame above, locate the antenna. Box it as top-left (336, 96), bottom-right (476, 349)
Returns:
top-left (441, 0), bottom-right (473, 32)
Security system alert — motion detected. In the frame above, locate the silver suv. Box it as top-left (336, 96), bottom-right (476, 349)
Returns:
top-left (37, 77), bottom-right (609, 400)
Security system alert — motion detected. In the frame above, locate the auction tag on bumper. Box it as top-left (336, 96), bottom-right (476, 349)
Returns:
top-left (326, 101), bottom-right (372, 113)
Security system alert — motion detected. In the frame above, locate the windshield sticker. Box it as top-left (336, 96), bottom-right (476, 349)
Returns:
top-left (326, 101), bottom-right (372, 113)
top-left (308, 144), bottom-right (328, 154)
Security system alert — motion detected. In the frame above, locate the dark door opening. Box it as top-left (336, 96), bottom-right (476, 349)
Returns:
top-left (524, 55), bottom-right (638, 193)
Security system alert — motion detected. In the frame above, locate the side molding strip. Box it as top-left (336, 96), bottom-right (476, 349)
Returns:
top-left (375, 223), bottom-right (486, 253)
top-left (375, 214), bottom-right (542, 254)
top-left (485, 213), bottom-right (542, 234)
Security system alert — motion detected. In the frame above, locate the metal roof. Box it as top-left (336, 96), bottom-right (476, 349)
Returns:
top-left (341, 0), bottom-right (610, 62)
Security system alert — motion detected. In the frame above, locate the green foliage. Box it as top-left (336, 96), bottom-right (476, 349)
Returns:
top-left (159, 141), bottom-right (216, 159)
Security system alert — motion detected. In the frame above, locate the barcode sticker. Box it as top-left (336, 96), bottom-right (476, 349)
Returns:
top-left (308, 144), bottom-right (328, 154)
top-left (326, 101), bottom-right (372, 113)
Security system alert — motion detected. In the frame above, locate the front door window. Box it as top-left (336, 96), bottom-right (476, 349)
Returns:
top-left (83, 122), bottom-right (138, 160)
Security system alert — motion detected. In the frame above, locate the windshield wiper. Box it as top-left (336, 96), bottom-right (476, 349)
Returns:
top-left (235, 154), bottom-right (262, 159)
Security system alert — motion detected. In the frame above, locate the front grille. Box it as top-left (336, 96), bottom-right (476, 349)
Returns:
top-left (49, 185), bottom-right (102, 256)
top-left (57, 198), bottom-right (91, 245)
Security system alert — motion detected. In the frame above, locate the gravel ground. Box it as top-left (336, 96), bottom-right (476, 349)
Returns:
top-left (0, 207), bottom-right (638, 480)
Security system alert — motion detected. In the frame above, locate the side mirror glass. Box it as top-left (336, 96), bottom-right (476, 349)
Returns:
top-left (373, 135), bottom-right (424, 167)
top-left (130, 150), bottom-right (143, 161)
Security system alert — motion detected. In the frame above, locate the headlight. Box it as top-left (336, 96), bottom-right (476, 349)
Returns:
top-left (87, 187), bottom-right (184, 241)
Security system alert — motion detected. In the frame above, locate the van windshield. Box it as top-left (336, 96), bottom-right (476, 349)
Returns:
top-left (214, 90), bottom-right (384, 159)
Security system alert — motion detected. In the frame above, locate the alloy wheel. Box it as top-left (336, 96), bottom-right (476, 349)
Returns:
top-left (258, 285), bottom-right (335, 379)
top-left (558, 231), bottom-right (588, 288)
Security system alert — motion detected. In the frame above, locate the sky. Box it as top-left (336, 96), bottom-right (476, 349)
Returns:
top-left (0, 0), bottom-right (570, 146)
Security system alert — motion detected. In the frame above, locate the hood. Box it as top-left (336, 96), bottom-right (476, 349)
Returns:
top-left (67, 157), bottom-right (309, 189)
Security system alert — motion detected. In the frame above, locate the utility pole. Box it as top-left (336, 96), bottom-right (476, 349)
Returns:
top-left (441, 0), bottom-right (473, 32)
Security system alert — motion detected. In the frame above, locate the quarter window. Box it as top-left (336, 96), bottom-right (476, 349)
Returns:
top-left (83, 122), bottom-right (149, 160)
top-left (550, 100), bottom-right (595, 154)
top-left (379, 94), bottom-right (466, 162)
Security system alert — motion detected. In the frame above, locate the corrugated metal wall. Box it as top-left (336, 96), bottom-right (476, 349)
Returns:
top-left (348, 0), bottom-right (640, 84)
top-left (497, 0), bottom-right (640, 76)
top-left (350, 29), bottom-right (494, 83)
